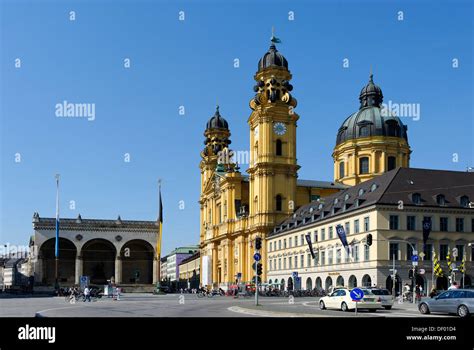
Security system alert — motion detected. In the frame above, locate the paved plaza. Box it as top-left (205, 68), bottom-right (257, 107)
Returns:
top-left (0, 293), bottom-right (452, 318)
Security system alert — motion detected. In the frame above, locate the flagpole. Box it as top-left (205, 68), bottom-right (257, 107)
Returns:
top-left (54, 174), bottom-right (60, 292)
top-left (431, 249), bottom-right (435, 291)
top-left (155, 179), bottom-right (163, 293)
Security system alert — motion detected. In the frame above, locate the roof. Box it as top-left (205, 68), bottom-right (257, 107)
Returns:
top-left (168, 246), bottom-right (199, 255)
top-left (241, 175), bottom-right (348, 190)
top-left (4, 258), bottom-right (25, 268)
top-left (258, 44), bottom-right (288, 71)
top-left (33, 214), bottom-right (158, 232)
top-left (179, 251), bottom-right (200, 265)
top-left (270, 167), bottom-right (474, 236)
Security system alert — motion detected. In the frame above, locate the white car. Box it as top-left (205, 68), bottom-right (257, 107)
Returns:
top-left (319, 288), bottom-right (381, 312)
top-left (366, 288), bottom-right (394, 310)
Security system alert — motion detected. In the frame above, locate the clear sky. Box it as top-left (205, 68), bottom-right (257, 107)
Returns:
top-left (1, 0), bottom-right (472, 254)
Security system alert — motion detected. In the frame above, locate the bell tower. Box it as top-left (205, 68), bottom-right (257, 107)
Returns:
top-left (247, 36), bottom-right (299, 280)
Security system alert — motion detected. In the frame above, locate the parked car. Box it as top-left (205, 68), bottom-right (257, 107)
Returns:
top-left (366, 288), bottom-right (394, 310)
top-left (319, 288), bottom-right (381, 312)
top-left (419, 289), bottom-right (474, 318)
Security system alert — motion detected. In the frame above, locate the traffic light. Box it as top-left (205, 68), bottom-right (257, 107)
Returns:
top-left (255, 237), bottom-right (262, 250)
top-left (256, 263), bottom-right (263, 276)
top-left (366, 234), bottom-right (372, 246)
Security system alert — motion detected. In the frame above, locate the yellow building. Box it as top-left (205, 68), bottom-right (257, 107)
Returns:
top-left (199, 38), bottom-right (413, 289)
top-left (199, 40), bottom-right (345, 288)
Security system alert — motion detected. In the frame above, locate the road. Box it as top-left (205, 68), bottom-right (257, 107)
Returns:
top-left (0, 293), bottom-right (453, 318)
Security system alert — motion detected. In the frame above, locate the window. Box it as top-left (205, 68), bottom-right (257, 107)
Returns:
top-left (472, 218), bottom-right (474, 233)
top-left (389, 215), bottom-right (399, 230)
top-left (407, 216), bottom-right (416, 230)
top-left (276, 195), bottom-right (283, 212)
top-left (283, 239), bottom-right (287, 249)
top-left (354, 220), bottom-right (360, 234)
top-left (389, 243), bottom-right (399, 260)
top-left (289, 237), bottom-right (292, 248)
top-left (329, 227), bottom-right (333, 239)
top-left (456, 218), bottom-right (464, 232)
top-left (339, 162), bottom-right (345, 178)
top-left (344, 222), bottom-right (350, 235)
top-left (314, 251), bottom-right (319, 265)
top-left (440, 244), bottom-right (448, 261)
top-left (456, 245), bottom-right (464, 262)
top-left (321, 251), bottom-right (326, 265)
top-left (289, 257), bottom-right (292, 269)
top-left (345, 249), bottom-right (350, 263)
top-left (386, 120), bottom-right (399, 137)
top-left (314, 230), bottom-right (318, 242)
top-left (278, 240), bottom-right (281, 250)
top-left (460, 196), bottom-right (470, 208)
top-left (301, 234), bottom-right (305, 246)
top-left (387, 156), bottom-right (397, 171)
top-left (436, 194), bottom-right (446, 206)
top-left (407, 244), bottom-right (414, 261)
top-left (423, 244), bottom-right (433, 261)
top-left (353, 245), bottom-right (360, 262)
top-left (294, 256), bottom-right (298, 268)
top-left (364, 217), bottom-right (370, 231)
top-left (359, 157), bottom-right (369, 174)
top-left (359, 125), bottom-right (369, 137)
top-left (364, 244), bottom-right (370, 261)
top-left (440, 217), bottom-right (448, 231)
top-left (307, 254), bottom-right (312, 267)
top-left (300, 255), bottom-right (304, 268)
top-left (276, 139), bottom-right (283, 156)
top-left (328, 250), bottom-right (333, 265)
top-left (295, 236), bottom-right (298, 246)
top-left (336, 249), bottom-right (341, 264)
top-left (278, 258), bottom-right (281, 270)
top-left (412, 193), bottom-right (421, 204)
top-left (321, 228), bottom-right (326, 241)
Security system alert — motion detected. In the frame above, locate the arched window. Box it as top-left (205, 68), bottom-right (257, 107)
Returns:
top-left (276, 139), bottom-right (283, 156)
top-left (359, 157), bottom-right (369, 174)
top-left (339, 161), bottom-right (345, 178)
top-left (276, 194), bottom-right (283, 212)
top-left (460, 195), bottom-right (470, 208)
top-left (387, 156), bottom-right (396, 171)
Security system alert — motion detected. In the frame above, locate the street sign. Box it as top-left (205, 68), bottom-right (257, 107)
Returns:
top-left (292, 271), bottom-right (298, 278)
top-left (253, 253), bottom-right (261, 261)
top-left (237, 273), bottom-right (241, 278)
top-left (350, 288), bottom-right (364, 301)
top-left (411, 255), bottom-right (419, 262)
top-left (419, 252), bottom-right (425, 258)
top-left (419, 269), bottom-right (426, 274)
top-left (412, 261), bottom-right (418, 266)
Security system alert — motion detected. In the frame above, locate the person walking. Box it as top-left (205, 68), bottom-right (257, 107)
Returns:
top-left (83, 286), bottom-right (91, 302)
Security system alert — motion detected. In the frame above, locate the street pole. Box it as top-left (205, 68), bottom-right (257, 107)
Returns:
top-left (255, 251), bottom-right (259, 306)
top-left (412, 264), bottom-right (416, 304)
top-left (54, 174), bottom-right (60, 292)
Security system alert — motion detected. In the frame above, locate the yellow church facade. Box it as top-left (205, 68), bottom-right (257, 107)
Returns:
top-left (199, 38), bottom-right (411, 288)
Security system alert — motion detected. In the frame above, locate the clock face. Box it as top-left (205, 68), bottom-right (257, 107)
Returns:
top-left (273, 122), bottom-right (287, 136)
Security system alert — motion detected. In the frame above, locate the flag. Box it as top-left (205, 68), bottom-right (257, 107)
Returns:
top-left (156, 185), bottom-right (163, 259)
top-left (54, 174), bottom-right (60, 258)
top-left (433, 251), bottom-right (443, 277)
top-left (422, 218), bottom-right (431, 246)
top-left (336, 224), bottom-right (349, 248)
top-left (305, 234), bottom-right (315, 259)
top-left (446, 248), bottom-right (452, 273)
top-left (459, 254), bottom-right (466, 274)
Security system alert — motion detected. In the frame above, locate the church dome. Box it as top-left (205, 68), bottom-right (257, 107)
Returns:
top-left (336, 74), bottom-right (408, 146)
top-left (206, 106), bottom-right (229, 130)
top-left (258, 44), bottom-right (288, 71)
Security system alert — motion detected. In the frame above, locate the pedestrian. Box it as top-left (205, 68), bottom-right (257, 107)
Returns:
top-left (429, 287), bottom-right (437, 298)
top-left (448, 281), bottom-right (459, 290)
top-left (83, 286), bottom-right (91, 302)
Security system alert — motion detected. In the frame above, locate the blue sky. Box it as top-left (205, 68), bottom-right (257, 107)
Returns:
top-left (1, 0), bottom-right (472, 253)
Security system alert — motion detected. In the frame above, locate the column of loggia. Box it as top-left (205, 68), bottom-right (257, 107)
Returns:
top-left (75, 254), bottom-right (83, 285)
